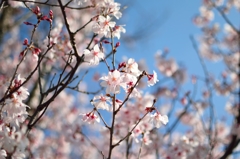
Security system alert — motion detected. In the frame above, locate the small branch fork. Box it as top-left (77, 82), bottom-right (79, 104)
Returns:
top-left (107, 99), bottom-right (156, 159)
top-left (27, 0), bottom-right (93, 131)
top-left (190, 3), bottom-right (240, 155)
top-left (0, 0), bottom-right (97, 132)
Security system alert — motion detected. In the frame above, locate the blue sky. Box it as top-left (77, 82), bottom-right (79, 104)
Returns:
top-left (111, 0), bottom-right (239, 133)
top-left (118, 0), bottom-right (239, 75)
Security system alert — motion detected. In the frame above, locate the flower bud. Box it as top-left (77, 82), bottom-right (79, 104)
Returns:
top-left (115, 42), bottom-right (120, 48)
top-left (49, 10), bottom-right (53, 19)
top-left (33, 6), bottom-right (40, 15)
top-left (23, 38), bottom-right (28, 45)
top-left (24, 22), bottom-right (33, 25)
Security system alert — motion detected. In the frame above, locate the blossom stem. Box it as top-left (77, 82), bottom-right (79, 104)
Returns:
top-left (93, 106), bottom-right (110, 129)
top-left (113, 99), bottom-right (156, 148)
top-left (107, 94), bottom-right (116, 159)
top-left (110, 28), bottom-right (115, 70)
top-left (137, 133), bottom-right (144, 159)
top-left (115, 71), bottom-right (146, 113)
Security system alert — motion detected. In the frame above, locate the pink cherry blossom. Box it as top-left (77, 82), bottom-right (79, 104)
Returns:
top-left (23, 38), bottom-right (28, 45)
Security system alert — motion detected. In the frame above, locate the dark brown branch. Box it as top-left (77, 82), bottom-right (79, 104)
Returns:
top-left (12, 0), bottom-right (95, 10)
top-left (220, 107), bottom-right (240, 159)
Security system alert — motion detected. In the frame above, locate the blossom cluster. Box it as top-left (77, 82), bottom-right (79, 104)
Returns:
top-left (0, 75), bottom-right (29, 158)
top-left (81, 56), bottom-right (168, 146)
top-left (0, 0), bottom-right (239, 158)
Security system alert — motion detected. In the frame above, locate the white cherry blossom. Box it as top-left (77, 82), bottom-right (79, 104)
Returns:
top-left (0, 150), bottom-right (7, 159)
top-left (84, 44), bottom-right (104, 65)
top-left (150, 113), bottom-right (169, 128)
top-left (107, 25), bottom-right (126, 39)
top-left (92, 15), bottom-right (116, 37)
top-left (80, 113), bottom-right (100, 124)
top-left (100, 70), bottom-right (125, 94)
top-left (147, 70), bottom-right (159, 86)
top-left (91, 94), bottom-right (111, 110)
top-left (123, 58), bottom-right (141, 76)
top-left (98, 0), bottom-right (122, 19)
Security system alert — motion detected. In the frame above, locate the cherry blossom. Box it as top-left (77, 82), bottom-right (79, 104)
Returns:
top-left (113, 99), bottom-right (123, 111)
top-left (122, 58), bottom-right (142, 76)
top-left (150, 112), bottom-right (169, 128)
top-left (200, 6), bottom-right (214, 22)
top-left (92, 15), bottom-right (116, 37)
top-left (31, 47), bottom-right (42, 61)
top-left (98, 0), bottom-right (122, 19)
top-left (0, 150), bottom-right (7, 159)
top-left (199, 42), bottom-right (222, 61)
top-left (131, 125), bottom-right (143, 143)
top-left (91, 94), bottom-right (111, 110)
top-left (0, 0), bottom-right (239, 158)
top-left (147, 70), bottom-right (159, 86)
top-left (84, 44), bottom-right (104, 65)
top-left (100, 70), bottom-right (125, 94)
top-left (157, 56), bottom-right (179, 77)
top-left (107, 25), bottom-right (126, 39)
top-left (141, 132), bottom-right (152, 145)
top-left (80, 112), bottom-right (100, 124)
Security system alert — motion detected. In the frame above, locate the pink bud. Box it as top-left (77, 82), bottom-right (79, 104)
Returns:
top-left (23, 38), bottom-right (28, 45)
top-left (147, 74), bottom-right (153, 81)
top-left (24, 22), bottom-right (33, 25)
top-left (118, 62), bottom-right (126, 69)
top-left (115, 42), bottom-right (120, 48)
top-left (103, 40), bottom-right (110, 44)
top-left (19, 51), bottom-right (24, 59)
top-left (49, 10), bottom-right (53, 19)
top-left (14, 78), bottom-right (21, 87)
top-left (113, 26), bottom-right (120, 31)
top-left (33, 6), bottom-right (40, 15)
top-left (41, 15), bottom-right (48, 20)
top-left (94, 39), bottom-right (99, 44)
top-left (46, 18), bottom-right (52, 23)
top-left (145, 107), bottom-right (155, 113)
top-left (181, 97), bottom-right (188, 105)
top-left (32, 47), bottom-right (41, 55)
top-left (115, 99), bottom-right (122, 104)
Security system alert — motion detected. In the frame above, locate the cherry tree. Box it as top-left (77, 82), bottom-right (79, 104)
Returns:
top-left (0, 0), bottom-right (239, 159)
